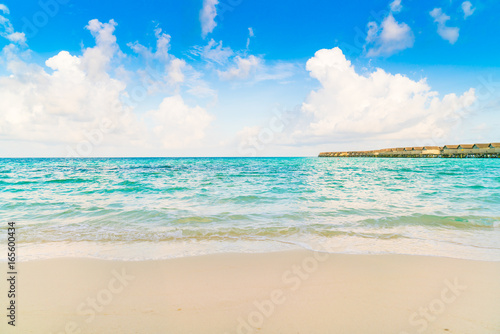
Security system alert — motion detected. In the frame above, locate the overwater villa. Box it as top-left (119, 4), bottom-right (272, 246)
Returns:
top-left (319, 143), bottom-right (500, 158)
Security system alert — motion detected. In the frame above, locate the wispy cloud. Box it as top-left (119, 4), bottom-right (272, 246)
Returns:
top-left (0, 4), bottom-right (26, 45)
top-left (191, 39), bottom-right (233, 65)
top-left (246, 27), bottom-right (254, 49)
top-left (430, 8), bottom-right (459, 44)
top-left (0, 4), bottom-right (9, 14)
top-left (389, 0), bottom-right (402, 13)
top-left (200, 0), bottom-right (219, 38)
top-left (218, 55), bottom-right (261, 80)
top-left (365, 0), bottom-right (414, 57)
top-left (461, 1), bottom-right (475, 19)
top-left (128, 27), bottom-right (171, 62)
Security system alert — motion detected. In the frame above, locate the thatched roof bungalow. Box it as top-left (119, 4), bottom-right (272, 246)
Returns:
top-left (473, 143), bottom-right (490, 153)
top-left (389, 148), bottom-right (403, 156)
top-left (443, 144), bottom-right (459, 154)
top-left (458, 144), bottom-right (474, 154)
top-left (423, 146), bottom-right (441, 155)
top-left (489, 143), bottom-right (500, 153)
top-left (319, 142), bottom-right (498, 158)
top-left (403, 147), bottom-right (416, 155)
top-left (379, 148), bottom-right (394, 156)
top-left (412, 146), bottom-right (424, 155)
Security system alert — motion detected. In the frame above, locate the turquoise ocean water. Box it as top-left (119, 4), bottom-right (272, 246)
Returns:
top-left (1, 157), bottom-right (499, 261)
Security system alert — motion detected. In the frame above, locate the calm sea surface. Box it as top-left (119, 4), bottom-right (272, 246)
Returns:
top-left (1, 157), bottom-right (499, 261)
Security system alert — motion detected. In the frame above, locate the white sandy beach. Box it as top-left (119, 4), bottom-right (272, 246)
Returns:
top-left (1, 250), bottom-right (500, 334)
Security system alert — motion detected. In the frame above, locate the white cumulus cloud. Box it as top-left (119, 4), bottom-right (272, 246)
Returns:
top-left (200, 0), bottom-right (219, 38)
top-left (0, 20), bottom-right (130, 145)
top-left (0, 18), bottom-right (215, 155)
top-left (300, 47), bottom-right (475, 142)
top-left (430, 8), bottom-right (459, 44)
top-left (148, 95), bottom-right (214, 149)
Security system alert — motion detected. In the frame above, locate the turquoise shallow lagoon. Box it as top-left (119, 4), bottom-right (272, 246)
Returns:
top-left (1, 157), bottom-right (499, 261)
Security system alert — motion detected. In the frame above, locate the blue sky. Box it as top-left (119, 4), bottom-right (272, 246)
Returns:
top-left (0, 0), bottom-right (499, 157)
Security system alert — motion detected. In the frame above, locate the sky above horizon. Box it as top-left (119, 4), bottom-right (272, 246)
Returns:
top-left (0, 0), bottom-right (499, 157)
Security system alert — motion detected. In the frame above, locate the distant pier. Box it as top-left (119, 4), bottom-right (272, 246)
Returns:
top-left (319, 143), bottom-right (500, 158)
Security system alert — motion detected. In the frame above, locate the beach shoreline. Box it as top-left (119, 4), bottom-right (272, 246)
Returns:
top-left (2, 250), bottom-right (499, 334)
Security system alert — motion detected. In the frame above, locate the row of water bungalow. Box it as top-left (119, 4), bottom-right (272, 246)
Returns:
top-left (319, 143), bottom-right (500, 158)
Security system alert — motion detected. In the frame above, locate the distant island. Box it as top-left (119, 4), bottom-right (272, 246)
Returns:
top-left (319, 143), bottom-right (500, 158)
